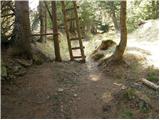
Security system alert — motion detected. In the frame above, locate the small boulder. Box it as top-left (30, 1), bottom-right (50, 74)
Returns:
top-left (16, 59), bottom-right (32, 67)
top-left (99, 40), bottom-right (116, 50)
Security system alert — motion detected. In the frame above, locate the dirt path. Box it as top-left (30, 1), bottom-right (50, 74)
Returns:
top-left (2, 59), bottom-right (123, 119)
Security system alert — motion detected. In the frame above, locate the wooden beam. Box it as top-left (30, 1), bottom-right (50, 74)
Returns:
top-left (141, 78), bottom-right (159, 90)
top-left (31, 33), bottom-right (58, 36)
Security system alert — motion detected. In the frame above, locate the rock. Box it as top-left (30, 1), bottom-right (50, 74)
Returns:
top-left (99, 40), bottom-right (116, 50)
top-left (74, 94), bottom-right (78, 97)
top-left (121, 85), bottom-right (127, 90)
top-left (8, 74), bottom-right (16, 79)
top-left (14, 70), bottom-right (26, 76)
top-left (12, 65), bottom-right (22, 73)
top-left (16, 59), bottom-right (32, 67)
top-left (58, 88), bottom-right (64, 92)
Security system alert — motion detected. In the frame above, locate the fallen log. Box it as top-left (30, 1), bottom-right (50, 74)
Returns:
top-left (141, 78), bottom-right (159, 90)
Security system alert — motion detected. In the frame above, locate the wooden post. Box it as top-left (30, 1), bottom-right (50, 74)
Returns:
top-left (51, 1), bottom-right (62, 61)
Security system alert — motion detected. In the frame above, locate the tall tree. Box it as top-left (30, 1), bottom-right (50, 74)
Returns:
top-left (14, 1), bottom-right (32, 59)
top-left (51, 1), bottom-right (62, 61)
top-left (111, 1), bottom-right (127, 61)
top-left (39, 1), bottom-right (46, 42)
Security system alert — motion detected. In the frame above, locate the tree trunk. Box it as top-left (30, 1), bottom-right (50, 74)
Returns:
top-left (44, 7), bottom-right (47, 41)
top-left (110, 1), bottom-right (119, 32)
top-left (111, 1), bottom-right (127, 61)
top-left (39, 1), bottom-right (46, 42)
top-left (51, 1), bottom-right (62, 61)
top-left (14, 1), bottom-right (32, 59)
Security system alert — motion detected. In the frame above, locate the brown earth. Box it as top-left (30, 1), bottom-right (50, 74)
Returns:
top-left (1, 57), bottom-right (158, 118)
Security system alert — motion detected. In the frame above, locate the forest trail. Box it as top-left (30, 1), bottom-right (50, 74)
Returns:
top-left (2, 60), bottom-right (122, 118)
top-left (2, 20), bottom-right (159, 118)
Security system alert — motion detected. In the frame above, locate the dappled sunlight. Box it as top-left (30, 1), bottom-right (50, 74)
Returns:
top-left (88, 74), bottom-right (100, 81)
top-left (127, 39), bottom-right (160, 68)
top-left (101, 92), bottom-right (113, 103)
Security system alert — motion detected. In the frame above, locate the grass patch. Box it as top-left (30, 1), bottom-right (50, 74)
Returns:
top-left (146, 66), bottom-right (159, 83)
top-left (123, 88), bottom-right (136, 100)
top-left (120, 109), bottom-right (133, 119)
top-left (139, 101), bottom-right (150, 113)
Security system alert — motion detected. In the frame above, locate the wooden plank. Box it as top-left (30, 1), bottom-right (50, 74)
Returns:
top-left (73, 56), bottom-right (82, 58)
top-left (31, 33), bottom-right (58, 36)
top-left (71, 46), bottom-right (85, 50)
top-left (141, 78), bottom-right (159, 90)
top-left (73, 56), bottom-right (86, 59)
top-left (61, 1), bottom-right (73, 60)
top-left (70, 37), bottom-right (84, 41)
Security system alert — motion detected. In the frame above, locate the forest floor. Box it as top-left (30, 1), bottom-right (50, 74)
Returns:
top-left (1, 19), bottom-right (159, 118)
top-left (1, 57), bottom-right (159, 119)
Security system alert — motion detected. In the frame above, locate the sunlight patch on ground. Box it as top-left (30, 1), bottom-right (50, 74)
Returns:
top-left (127, 39), bottom-right (159, 68)
top-left (89, 74), bottom-right (99, 81)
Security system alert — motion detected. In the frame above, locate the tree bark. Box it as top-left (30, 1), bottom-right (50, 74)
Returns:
top-left (51, 1), bottom-right (62, 61)
top-left (14, 1), bottom-right (32, 59)
top-left (111, 1), bottom-right (127, 61)
top-left (44, 7), bottom-right (47, 41)
top-left (39, 1), bottom-right (46, 42)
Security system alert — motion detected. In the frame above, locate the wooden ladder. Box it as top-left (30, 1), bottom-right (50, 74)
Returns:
top-left (61, 1), bottom-right (85, 62)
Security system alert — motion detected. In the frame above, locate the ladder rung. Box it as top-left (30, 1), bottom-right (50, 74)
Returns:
top-left (65, 6), bottom-right (79, 12)
top-left (69, 37), bottom-right (84, 41)
top-left (71, 46), bottom-right (85, 50)
top-left (73, 56), bottom-right (86, 59)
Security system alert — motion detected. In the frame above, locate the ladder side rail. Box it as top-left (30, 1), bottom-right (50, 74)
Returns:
top-left (72, 1), bottom-right (85, 61)
top-left (61, 1), bottom-right (74, 60)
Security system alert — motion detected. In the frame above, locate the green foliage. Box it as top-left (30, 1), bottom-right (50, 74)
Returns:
top-left (123, 88), bottom-right (136, 100)
top-left (139, 101), bottom-right (150, 113)
top-left (121, 109), bottom-right (133, 118)
top-left (30, 12), bottom-right (40, 31)
top-left (98, 23), bottom-right (109, 33)
top-left (146, 66), bottom-right (159, 82)
top-left (127, 0), bottom-right (159, 32)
